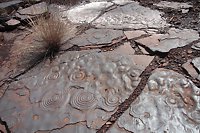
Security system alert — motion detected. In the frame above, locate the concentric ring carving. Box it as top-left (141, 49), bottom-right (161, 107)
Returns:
top-left (69, 69), bottom-right (86, 82)
top-left (70, 90), bottom-right (97, 110)
top-left (40, 89), bottom-right (69, 111)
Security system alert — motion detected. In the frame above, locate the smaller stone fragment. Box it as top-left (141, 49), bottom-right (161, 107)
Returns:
top-left (135, 34), bottom-right (162, 50)
top-left (124, 30), bottom-right (146, 40)
top-left (154, 1), bottom-right (192, 9)
top-left (192, 57), bottom-right (200, 73)
top-left (181, 9), bottom-right (189, 13)
top-left (6, 19), bottom-right (20, 26)
top-left (192, 42), bottom-right (200, 50)
top-left (138, 45), bottom-right (149, 54)
top-left (182, 60), bottom-right (198, 78)
top-left (113, 0), bottom-right (133, 5)
top-left (111, 42), bottom-right (135, 55)
top-left (15, 2), bottom-right (47, 20)
top-left (131, 55), bottom-right (154, 71)
top-left (135, 28), bottom-right (199, 52)
top-left (106, 122), bottom-right (112, 125)
top-left (93, 1), bottom-right (168, 29)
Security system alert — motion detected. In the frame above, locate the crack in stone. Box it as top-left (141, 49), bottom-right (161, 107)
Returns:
top-left (38, 121), bottom-right (87, 133)
top-left (0, 85), bottom-right (9, 101)
top-left (0, 117), bottom-right (11, 133)
top-left (97, 56), bottom-right (158, 133)
top-left (97, 39), bottom-right (200, 133)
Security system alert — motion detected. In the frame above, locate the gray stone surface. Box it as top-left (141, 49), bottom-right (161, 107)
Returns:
top-left (192, 57), bottom-right (200, 73)
top-left (124, 30), bottom-right (147, 40)
top-left (154, 1), bottom-right (192, 13)
top-left (1, 0), bottom-right (200, 132)
top-left (138, 45), bottom-right (150, 54)
top-left (48, 4), bottom-right (68, 20)
top-left (0, 51), bottom-right (142, 133)
top-left (15, 2), bottom-right (47, 20)
top-left (92, 1), bottom-right (168, 29)
top-left (112, 0), bottom-right (133, 5)
top-left (182, 60), bottom-right (199, 78)
top-left (5, 19), bottom-right (20, 26)
top-left (0, 0), bottom-right (22, 9)
top-left (154, 1), bottom-right (192, 9)
top-left (111, 69), bottom-right (200, 133)
top-left (131, 55), bottom-right (154, 71)
top-left (192, 42), bottom-right (200, 50)
top-left (66, 2), bottom-right (113, 23)
top-left (110, 42), bottom-right (135, 55)
top-left (135, 28), bottom-right (199, 52)
top-left (69, 28), bottom-right (124, 46)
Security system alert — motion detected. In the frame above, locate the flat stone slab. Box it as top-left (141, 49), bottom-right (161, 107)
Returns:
top-left (92, 1), bottom-right (168, 29)
top-left (0, 51), bottom-right (143, 133)
top-left (66, 2), bottom-right (113, 23)
top-left (154, 1), bottom-right (192, 13)
top-left (109, 69), bottom-right (200, 133)
top-left (131, 55), bottom-right (154, 70)
top-left (15, 2), bottom-right (47, 20)
top-left (124, 30), bottom-right (147, 40)
top-left (69, 28), bottom-right (124, 46)
top-left (5, 19), bottom-right (20, 26)
top-left (135, 28), bottom-right (199, 52)
top-left (154, 1), bottom-right (192, 9)
top-left (110, 42), bottom-right (135, 55)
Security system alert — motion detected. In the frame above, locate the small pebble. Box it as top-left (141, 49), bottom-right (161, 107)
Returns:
top-left (106, 122), bottom-right (112, 125)
top-left (187, 49), bottom-right (192, 54)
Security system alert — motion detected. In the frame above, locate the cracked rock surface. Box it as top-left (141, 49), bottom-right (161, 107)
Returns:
top-left (135, 28), bottom-right (199, 52)
top-left (66, 2), bottom-right (113, 23)
top-left (0, 51), bottom-right (142, 133)
top-left (0, 0), bottom-right (200, 133)
top-left (154, 1), bottom-right (192, 10)
top-left (92, 1), bottom-right (168, 29)
top-left (69, 28), bottom-right (124, 46)
top-left (110, 69), bottom-right (200, 133)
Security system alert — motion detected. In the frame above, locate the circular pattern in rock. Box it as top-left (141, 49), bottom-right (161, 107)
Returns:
top-left (47, 66), bottom-right (60, 80)
top-left (98, 94), bottom-right (119, 112)
top-left (40, 89), bottom-right (69, 111)
top-left (69, 69), bottom-right (87, 82)
top-left (70, 90), bottom-right (97, 110)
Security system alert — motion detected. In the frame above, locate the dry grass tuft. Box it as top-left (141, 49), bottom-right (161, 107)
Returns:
top-left (9, 15), bottom-right (77, 69)
top-left (31, 16), bottom-right (66, 58)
